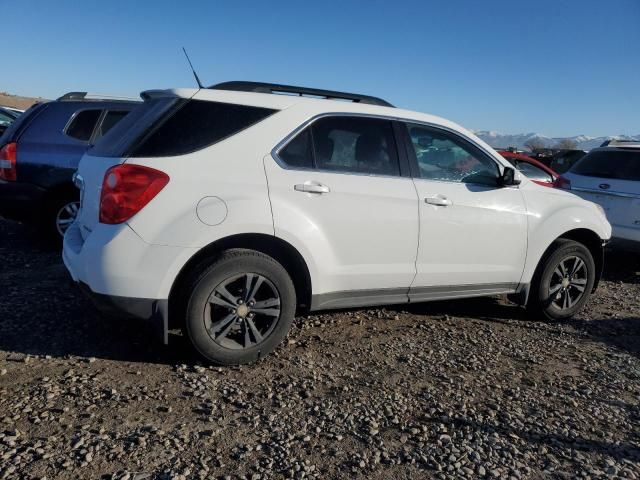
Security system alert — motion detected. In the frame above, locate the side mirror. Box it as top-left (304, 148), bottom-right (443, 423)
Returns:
top-left (500, 166), bottom-right (521, 187)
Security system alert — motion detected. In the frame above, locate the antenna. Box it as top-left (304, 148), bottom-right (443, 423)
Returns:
top-left (182, 47), bottom-right (204, 89)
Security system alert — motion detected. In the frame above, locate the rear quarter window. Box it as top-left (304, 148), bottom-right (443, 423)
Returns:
top-left (130, 100), bottom-right (277, 157)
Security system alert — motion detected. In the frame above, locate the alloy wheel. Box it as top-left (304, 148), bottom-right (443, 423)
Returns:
top-left (55, 201), bottom-right (80, 236)
top-left (548, 255), bottom-right (588, 311)
top-left (203, 273), bottom-right (281, 350)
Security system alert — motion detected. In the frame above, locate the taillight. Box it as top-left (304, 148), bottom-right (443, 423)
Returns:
top-left (99, 164), bottom-right (169, 224)
top-left (556, 176), bottom-right (571, 190)
top-left (0, 142), bottom-right (17, 181)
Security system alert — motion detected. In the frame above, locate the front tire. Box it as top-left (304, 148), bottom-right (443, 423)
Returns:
top-left (528, 239), bottom-right (596, 320)
top-left (184, 249), bottom-right (296, 365)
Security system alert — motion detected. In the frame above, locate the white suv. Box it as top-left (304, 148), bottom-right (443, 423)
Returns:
top-left (560, 144), bottom-right (640, 244)
top-left (63, 81), bottom-right (612, 365)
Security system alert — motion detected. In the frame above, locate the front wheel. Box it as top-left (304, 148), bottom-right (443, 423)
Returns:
top-left (184, 249), bottom-right (296, 365)
top-left (528, 239), bottom-right (596, 320)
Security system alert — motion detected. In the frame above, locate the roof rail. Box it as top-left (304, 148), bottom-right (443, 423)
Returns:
top-left (57, 92), bottom-right (139, 102)
top-left (209, 81), bottom-right (394, 107)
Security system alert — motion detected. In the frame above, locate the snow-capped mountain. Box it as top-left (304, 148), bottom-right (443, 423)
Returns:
top-left (474, 131), bottom-right (640, 151)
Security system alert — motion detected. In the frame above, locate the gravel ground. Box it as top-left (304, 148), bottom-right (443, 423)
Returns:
top-left (1, 218), bottom-right (639, 480)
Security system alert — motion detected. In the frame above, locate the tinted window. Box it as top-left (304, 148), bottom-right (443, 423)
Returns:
top-left (0, 111), bottom-right (13, 127)
top-left (132, 100), bottom-right (276, 157)
top-left (407, 124), bottom-right (499, 186)
top-left (310, 116), bottom-right (399, 176)
top-left (571, 150), bottom-right (640, 181)
top-left (279, 128), bottom-right (313, 168)
top-left (95, 110), bottom-right (130, 140)
top-left (65, 109), bottom-right (102, 142)
top-left (514, 160), bottom-right (553, 182)
top-left (89, 98), bottom-right (179, 157)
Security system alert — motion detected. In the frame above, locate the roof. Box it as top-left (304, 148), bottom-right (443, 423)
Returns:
top-left (140, 84), bottom-right (506, 165)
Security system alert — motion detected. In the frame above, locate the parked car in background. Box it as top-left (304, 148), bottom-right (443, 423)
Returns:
top-left (0, 106), bottom-right (25, 116)
top-left (560, 144), bottom-right (640, 244)
top-left (548, 149), bottom-right (587, 174)
top-left (498, 149), bottom-right (560, 187)
top-left (0, 107), bottom-right (20, 136)
top-left (63, 81), bottom-right (610, 366)
top-left (0, 92), bottom-right (139, 240)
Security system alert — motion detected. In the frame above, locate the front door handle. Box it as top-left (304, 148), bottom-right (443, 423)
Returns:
top-left (425, 195), bottom-right (452, 206)
top-left (294, 182), bottom-right (330, 194)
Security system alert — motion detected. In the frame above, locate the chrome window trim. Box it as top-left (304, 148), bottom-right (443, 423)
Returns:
top-left (270, 112), bottom-right (507, 182)
top-left (572, 186), bottom-right (640, 200)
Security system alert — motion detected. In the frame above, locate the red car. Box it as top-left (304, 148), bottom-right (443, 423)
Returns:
top-left (498, 150), bottom-right (560, 187)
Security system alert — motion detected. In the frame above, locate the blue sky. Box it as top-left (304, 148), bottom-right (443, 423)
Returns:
top-left (2, 0), bottom-right (638, 137)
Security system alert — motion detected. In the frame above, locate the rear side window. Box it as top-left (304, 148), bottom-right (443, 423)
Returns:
top-left (278, 116), bottom-right (401, 176)
top-left (572, 150), bottom-right (640, 181)
top-left (131, 100), bottom-right (276, 157)
top-left (65, 109), bottom-right (102, 142)
top-left (95, 110), bottom-right (130, 141)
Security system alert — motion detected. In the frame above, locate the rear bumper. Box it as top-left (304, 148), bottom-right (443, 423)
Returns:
top-left (63, 222), bottom-right (196, 344)
top-left (0, 179), bottom-right (46, 221)
top-left (77, 281), bottom-right (169, 343)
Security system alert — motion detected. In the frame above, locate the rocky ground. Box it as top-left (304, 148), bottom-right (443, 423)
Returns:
top-left (0, 218), bottom-right (639, 480)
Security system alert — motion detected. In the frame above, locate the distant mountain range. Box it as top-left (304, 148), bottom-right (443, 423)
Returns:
top-left (474, 131), bottom-right (640, 151)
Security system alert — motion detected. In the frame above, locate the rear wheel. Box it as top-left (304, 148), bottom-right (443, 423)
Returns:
top-left (184, 249), bottom-right (296, 365)
top-left (39, 193), bottom-right (80, 244)
top-left (528, 239), bottom-right (595, 320)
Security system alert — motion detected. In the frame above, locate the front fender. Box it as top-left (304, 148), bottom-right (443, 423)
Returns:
top-left (520, 189), bottom-right (611, 286)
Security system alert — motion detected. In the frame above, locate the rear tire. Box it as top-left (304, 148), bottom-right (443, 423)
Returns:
top-left (40, 193), bottom-right (80, 244)
top-left (528, 239), bottom-right (595, 320)
top-left (184, 249), bottom-right (296, 365)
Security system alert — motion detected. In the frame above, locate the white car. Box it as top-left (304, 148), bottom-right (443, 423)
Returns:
top-left (62, 81), bottom-right (612, 365)
top-left (560, 144), bottom-right (640, 243)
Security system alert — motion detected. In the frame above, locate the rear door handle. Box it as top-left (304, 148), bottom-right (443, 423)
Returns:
top-left (294, 182), bottom-right (330, 194)
top-left (425, 195), bottom-right (452, 206)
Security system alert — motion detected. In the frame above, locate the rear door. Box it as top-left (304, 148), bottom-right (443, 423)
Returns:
top-left (565, 149), bottom-right (640, 237)
top-left (265, 115), bottom-right (419, 306)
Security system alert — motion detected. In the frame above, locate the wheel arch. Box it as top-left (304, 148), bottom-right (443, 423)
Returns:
top-left (167, 233), bottom-right (313, 328)
top-left (512, 227), bottom-right (605, 306)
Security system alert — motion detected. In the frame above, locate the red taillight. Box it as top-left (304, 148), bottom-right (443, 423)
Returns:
top-left (555, 176), bottom-right (571, 190)
top-left (0, 142), bottom-right (17, 181)
top-left (99, 164), bottom-right (169, 224)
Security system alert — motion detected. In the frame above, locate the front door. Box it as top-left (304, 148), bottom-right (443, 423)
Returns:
top-left (403, 122), bottom-right (528, 299)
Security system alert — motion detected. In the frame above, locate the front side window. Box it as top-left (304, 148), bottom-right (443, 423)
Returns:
top-left (278, 116), bottom-right (400, 176)
top-left (407, 123), bottom-right (499, 186)
top-left (65, 109), bottom-right (102, 142)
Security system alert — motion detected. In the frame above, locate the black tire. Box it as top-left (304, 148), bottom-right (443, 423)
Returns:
top-left (184, 249), bottom-right (296, 365)
top-left (528, 239), bottom-right (595, 320)
top-left (39, 193), bottom-right (80, 244)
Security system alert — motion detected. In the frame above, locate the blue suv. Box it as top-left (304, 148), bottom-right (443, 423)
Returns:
top-left (0, 92), bottom-right (139, 241)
